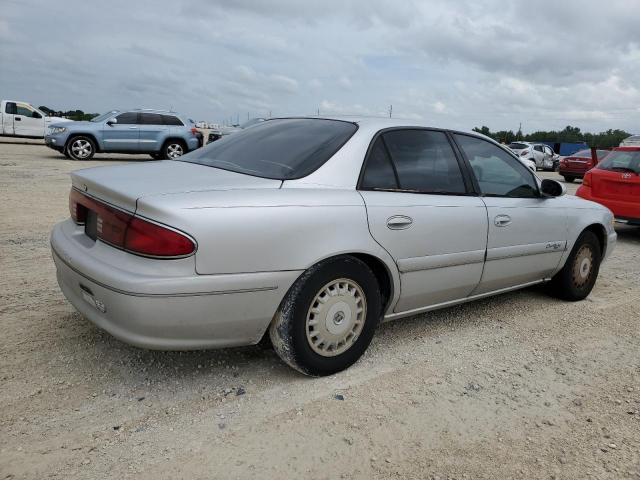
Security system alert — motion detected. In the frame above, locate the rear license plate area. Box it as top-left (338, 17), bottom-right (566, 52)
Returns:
top-left (85, 210), bottom-right (98, 241)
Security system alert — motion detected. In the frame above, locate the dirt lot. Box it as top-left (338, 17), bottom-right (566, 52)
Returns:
top-left (1, 141), bottom-right (639, 479)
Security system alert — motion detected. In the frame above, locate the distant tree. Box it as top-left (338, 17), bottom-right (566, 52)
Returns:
top-left (473, 125), bottom-right (630, 148)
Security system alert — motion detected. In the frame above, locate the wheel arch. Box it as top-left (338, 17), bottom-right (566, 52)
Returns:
top-left (583, 223), bottom-right (607, 259)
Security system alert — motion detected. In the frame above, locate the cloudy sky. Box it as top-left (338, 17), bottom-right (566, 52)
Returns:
top-left (1, 0), bottom-right (639, 132)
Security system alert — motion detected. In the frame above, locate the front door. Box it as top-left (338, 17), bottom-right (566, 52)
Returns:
top-left (452, 134), bottom-right (567, 294)
top-left (14, 103), bottom-right (44, 136)
top-left (102, 112), bottom-right (140, 151)
top-left (359, 129), bottom-right (488, 313)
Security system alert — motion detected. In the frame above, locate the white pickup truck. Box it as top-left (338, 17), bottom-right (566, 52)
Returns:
top-left (1, 100), bottom-right (70, 138)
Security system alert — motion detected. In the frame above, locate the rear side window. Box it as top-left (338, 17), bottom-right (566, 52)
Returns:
top-left (162, 115), bottom-right (184, 126)
top-left (508, 143), bottom-right (528, 150)
top-left (454, 134), bottom-right (539, 198)
top-left (115, 112), bottom-right (139, 124)
top-left (139, 113), bottom-right (163, 125)
top-left (5, 102), bottom-right (17, 114)
top-left (379, 130), bottom-right (466, 193)
top-left (181, 118), bottom-right (358, 180)
top-left (361, 137), bottom-right (398, 190)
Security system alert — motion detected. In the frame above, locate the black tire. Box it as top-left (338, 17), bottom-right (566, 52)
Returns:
top-left (66, 136), bottom-right (96, 160)
top-left (269, 256), bottom-right (382, 376)
top-left (547, 231), bottom-right (601, 301)
top-left (161, 140), bottom-right (186, 160)
top-left (563, 176), bottom-right (574, 183)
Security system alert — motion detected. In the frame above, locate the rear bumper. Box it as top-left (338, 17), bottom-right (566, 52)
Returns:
top-left (576, 186), bottom-right (640, 224)
top-left (51, 219), bottom-right (301, 350)
top-left (558, 166), bottom-right (587, 177)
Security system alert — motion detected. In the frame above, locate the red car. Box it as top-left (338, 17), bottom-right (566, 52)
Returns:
top-left (576, 147), bottom-right (640, 225)
top-left (559, 148), bottom-right (610, 182)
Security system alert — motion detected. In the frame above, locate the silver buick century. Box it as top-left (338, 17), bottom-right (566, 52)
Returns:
top-left (51, 117), bottom-right (616, 375)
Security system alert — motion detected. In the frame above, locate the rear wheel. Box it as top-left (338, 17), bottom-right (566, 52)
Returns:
top-left (548, 231), bottom-right (601, 301)
top-left (269, 256), bottom-right (382, 376)
top-left (563, 176), bottom-right (574, 183)
top-left (66, 136), bottom-right (96, 160)
top-left (162, 140), bottom-right (186, 160)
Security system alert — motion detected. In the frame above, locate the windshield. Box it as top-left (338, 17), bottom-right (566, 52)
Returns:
top-left (180, 118), bottom-right (358, 180)
top-left (598, 150), bottom-right (640, 174)
top-left (91, 110), bottom-right (119, 122)
top-left (508, 143), bottom-right (529, 150)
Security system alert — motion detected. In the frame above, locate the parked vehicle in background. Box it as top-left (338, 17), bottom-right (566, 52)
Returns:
top-left (51, 117), bottom-right (616, 376)
top-left (207, 117), bottom-right (266, 144)
top-left (1, 100), bottom-right (70, 138)
top-left (45, 109), bottom-right (202, 160)
top-left (577, 147), bottom-right (640, 225)
top-left (620, 135), bottom-right (640, 147)
top-left (559, 149), bottom-right (610, 182)
top-left (507, 141), bottom-right (557, 171)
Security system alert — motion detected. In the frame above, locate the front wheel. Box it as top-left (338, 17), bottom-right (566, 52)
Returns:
top-left (547, 231), bottom-right (601, 301)
top-left (66, 136), bottom-right (96, 160)
top-left (269, 256), bottom-right (382, 376)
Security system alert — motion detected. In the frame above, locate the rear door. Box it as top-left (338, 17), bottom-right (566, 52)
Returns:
top-left (138, 113), bottom-right (167, 152)
top-left (102, 112), bottom-right (140, 151)
top-left (2, 102), bottom-right (16, 134)
top-left (359, 129), bottom-right (488, 313)
top-left (453, 134), bottom-right (567, 294)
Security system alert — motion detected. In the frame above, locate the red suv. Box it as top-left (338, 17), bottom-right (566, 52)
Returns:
top-left (576, 147), bottom-right (640, 225)
top-left (559, 149), bottom-right (610, 182)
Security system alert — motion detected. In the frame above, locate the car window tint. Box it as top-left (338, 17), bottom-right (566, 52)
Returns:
top-left (5, 102), bottom-right (17, 114)
top-left (139, 113), bottom-right (163, 125)
top-left (454, 134), bottom-right (539, 198)
top-left (382, 130), bottom-right (466, 194)
top-left (115, 112), bottom-right (138, 124)
top-left (182, 118), bottom-right (358, 180)
top-left (360, 137), bottom-right (398, 190)
top-left (534, 145), bottom-right (543, 152)
top-left (598, 151), bottom-right (640, 173)
top-left (162, 115), bottom-right (183, 126)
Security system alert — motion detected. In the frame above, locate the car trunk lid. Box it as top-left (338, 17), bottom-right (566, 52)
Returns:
top-left (70, 160), bottom-right (282, 212)
top-left (591, 168), bottom-right (640, 200)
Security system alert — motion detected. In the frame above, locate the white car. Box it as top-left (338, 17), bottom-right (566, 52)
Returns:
top-left (620, 135), bottom-right (640, 147)
top-left (51, 117), bottom-right (616, 376)
top-left (1, 100), bottom-right (70, 138)
top-left (508, 142), bottom-right (557, 171)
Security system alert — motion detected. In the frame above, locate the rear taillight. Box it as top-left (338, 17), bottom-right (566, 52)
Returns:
top-left (583, 172), bottom-right (592, 187)
top-left (68, 188), bottom-right (195, 258)
top-left (190, 127), bottom-right (199, 135)
top-left (520, 150), bottom-right (528, 156)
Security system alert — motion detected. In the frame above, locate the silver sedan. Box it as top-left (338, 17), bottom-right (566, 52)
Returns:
top-left (51, 117), bottom-right (616, 376)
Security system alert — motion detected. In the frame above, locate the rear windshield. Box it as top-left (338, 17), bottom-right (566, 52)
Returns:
top-left (598, 150), bottom-right (640, 174)
top-left (508, 143), bottom-right (529, 150)
top-left (180, 118), bottom-right (358, 180)
top-left (571, 149), bottom-right (609, 159)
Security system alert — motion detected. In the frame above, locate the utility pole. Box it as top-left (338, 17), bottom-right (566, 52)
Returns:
top-left (389, 105), bottom-right (393, 118)
top-left (317, 108), bottom-right (320, 116)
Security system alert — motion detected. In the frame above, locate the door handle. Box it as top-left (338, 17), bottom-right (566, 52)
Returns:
top-left (386, 215), bottom-right (413, 230)
top-left (494, 215), bottom-right (512, 227)
top-left (15, 117), bottom-right (21, 121)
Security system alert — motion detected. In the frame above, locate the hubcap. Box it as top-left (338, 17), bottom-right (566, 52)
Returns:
top-left (167, 144), bottom-right (184, 158)
top-left (71, 139), bottom-right (92, 159)
top-left (572, 245), bottom-right (593, 288)
top-left (306, 278), bottom-right (366, 357)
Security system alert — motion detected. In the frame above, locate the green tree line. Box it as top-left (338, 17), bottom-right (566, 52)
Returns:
top-left (472, 125), bottom-right (630, 148)
top-left (39, 106), bottom-right (99, 122)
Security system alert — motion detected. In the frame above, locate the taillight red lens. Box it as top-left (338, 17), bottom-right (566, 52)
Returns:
top-left (190, 127), bottom-right (199, 135)
top-left (68, 188), bottom-right (195, 257)
top-left (125, 217), bottom-right (195, 257)
top-left (583, 172), bottom-right (592, 187)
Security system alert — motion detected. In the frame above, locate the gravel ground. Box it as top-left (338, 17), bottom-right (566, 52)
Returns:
top-left (1, 141), bottom-right (639, 480)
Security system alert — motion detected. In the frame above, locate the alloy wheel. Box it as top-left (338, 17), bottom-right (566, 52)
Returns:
top-left (167, 144), bottom-right (184, 159)
top-left (70, 139), bottom-right (92, 159)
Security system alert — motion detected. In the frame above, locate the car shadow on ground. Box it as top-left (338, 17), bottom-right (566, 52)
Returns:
top-left (615, 224), bottom-right (640, 243)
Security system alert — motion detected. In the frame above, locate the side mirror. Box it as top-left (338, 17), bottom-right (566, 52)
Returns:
top-left (106, 118), bottom-right (117, 126)
top-left (540, 178), bottom-right (566, 197)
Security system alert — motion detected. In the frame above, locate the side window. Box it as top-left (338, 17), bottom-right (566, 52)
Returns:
top-left (16, 103), bottom-right (36, 117)
top-left (162, 115), bottom-right (183, 126)
top-left (382, 130), bottom-right (467, 193)
top-left (361, 137), bottom-right (398, 190)
top-left (139, 113), bottom-right (163, 125)
top-left (5, 102), bottom-right (17, 114)
top-left (115, 112), bottom-right (139, 124)
top-left (454, 134), bottom-right (539, 198)
top-left (533, 145), bottom-right (543, 152)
